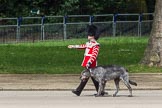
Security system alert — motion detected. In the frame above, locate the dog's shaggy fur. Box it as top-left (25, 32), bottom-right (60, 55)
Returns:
top-left (81, 65), bottom-right (137, 97)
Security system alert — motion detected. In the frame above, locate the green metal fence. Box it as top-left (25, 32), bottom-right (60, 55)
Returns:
top-left (0, 13), bottom-right (153, 43)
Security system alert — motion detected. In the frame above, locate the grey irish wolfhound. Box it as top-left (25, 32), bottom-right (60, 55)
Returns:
top-left (81, 65), bottom-right (137, 97)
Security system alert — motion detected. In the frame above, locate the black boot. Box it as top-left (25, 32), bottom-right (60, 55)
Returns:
top-left (72, 78), bottom-right (89, 96)
top-left (72, 90), bottom-right (81, 96)
top-left (91, 77), bottom-right (99, 92)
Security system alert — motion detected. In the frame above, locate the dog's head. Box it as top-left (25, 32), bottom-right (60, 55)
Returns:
top-left (80, 70), bottom-right (91, 81)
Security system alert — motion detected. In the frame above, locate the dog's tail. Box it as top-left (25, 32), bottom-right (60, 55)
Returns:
top-left (129, 80), bottom-right (137, 86)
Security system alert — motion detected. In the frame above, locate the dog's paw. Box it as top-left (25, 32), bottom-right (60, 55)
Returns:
top-left (128, 95), bottom-right (133, 97)
top-left (95, 94), bottom-right (103, 97)
top-left (112, 94), bottom-right (117, 97)
top-left (101, 92), bottom-right (108, 96)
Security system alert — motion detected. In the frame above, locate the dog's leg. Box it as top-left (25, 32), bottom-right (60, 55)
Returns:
top-left (122, 78), bottom-right (132, 97)
top-left (113, 78), bottom-right (120, 97)
top-left (96, 80), bottom-right (104, 97)
top-left (96, 83), bottom-right (102, 97)
top-left (102, 81), bottom-right (106, 95)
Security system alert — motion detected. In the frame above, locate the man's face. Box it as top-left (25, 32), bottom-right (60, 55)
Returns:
top-left (88, 36), bottom-right (94, 40)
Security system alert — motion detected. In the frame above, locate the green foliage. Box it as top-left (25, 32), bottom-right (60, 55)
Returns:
top-left (59, 0), bottom-right (79, 15)
top-left (0, 37), bottom-right (162, 74)
top-left (0, 0), bottom-right (155, 17)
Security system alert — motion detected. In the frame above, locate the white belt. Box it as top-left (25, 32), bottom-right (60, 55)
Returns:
top-left (84, 54), bottom-right (92, 56)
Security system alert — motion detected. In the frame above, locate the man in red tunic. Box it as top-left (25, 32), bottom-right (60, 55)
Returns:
top-left (68, 24), bottom-right (101, 96)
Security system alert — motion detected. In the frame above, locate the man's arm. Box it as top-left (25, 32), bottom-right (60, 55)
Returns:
top-left (68, 44), bottom-right (86, 49)
top-left (87, 45), bottom-right (100, 66)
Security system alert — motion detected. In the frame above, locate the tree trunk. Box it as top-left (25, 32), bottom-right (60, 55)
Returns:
top-left (141, 0), bottom-right (162, 67)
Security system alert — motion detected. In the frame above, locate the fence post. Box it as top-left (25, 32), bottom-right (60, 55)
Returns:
top-left (89, 15), bottom-right (94, 25)
top-left (138, 14), bottom-right (142, 37)
top-left (113, 14), bottom-right (117, 37)
top-left (41, 16), bottom-right (45, 40)
top-left (16, 17), bottom-right (22, 42)
top-left (63, 16), bottom-right (67, 40)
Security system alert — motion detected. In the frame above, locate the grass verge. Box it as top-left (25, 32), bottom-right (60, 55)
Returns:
top-left (0, 37), bottom-right (161, 74)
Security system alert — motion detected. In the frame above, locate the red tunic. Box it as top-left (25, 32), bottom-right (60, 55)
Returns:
top-left (74, 40), bottom-right (100, 68)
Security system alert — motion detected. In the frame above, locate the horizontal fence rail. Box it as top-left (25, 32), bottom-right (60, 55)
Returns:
top-left (0, 13), bottom-right (153, 43)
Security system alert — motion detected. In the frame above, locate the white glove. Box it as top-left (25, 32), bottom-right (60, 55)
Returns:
top-left (86, 62), bottom-right (91, 69)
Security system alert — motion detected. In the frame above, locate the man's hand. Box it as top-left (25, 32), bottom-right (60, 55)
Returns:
top-left (86, 62), bottom-right (91, 69)
top-left (68, 45), bottom-right (74, 49)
